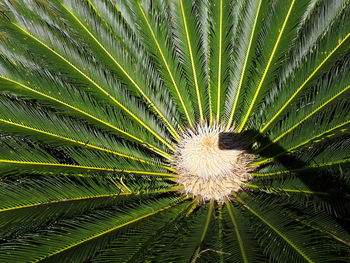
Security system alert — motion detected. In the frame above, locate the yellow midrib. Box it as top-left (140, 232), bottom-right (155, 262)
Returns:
top-left (0, 186), bottom-right (182, 212)
top-left (216, 0), bottom-right (223, 121)
top-left (226, 202), bottom-right (248, 263)
top-left (252, 84), bottom-right (350, 163)
top-left (271, 85), bottom-right (350, 144)
top-left (238, 0), bottom-right (296, 132)
top-left (0, 76), bottom-right (172, 159)
top-left (138, 3), bottom-right (194, 128)
top-left (0, 159), bottom-right (174, 176)
top-left (0, 192), bottom-right (131, 212)
top-left (0, 117), bottom-right (172, 170)
top-left (179, 0), bottom-right (203, 121)
top-left (251, 157), bottom-right (350, 177)
top-left (243, 183), bottom-right (327, 195)
top-left (252, 119), bottom-right (350, 166)
top-left (237, 197), bottom-right (314, 263)
top-left (260, 32), bottom-right (350, 133)
top-left (13, 23), bottom-right (174, 151)
top-left (33, 198), bottom-right (184, 262)
top-left (62, 3), bottom-right (179, 140)
top-left (191, 200), bottom-right (214, 263)
top-left (226, 0), bottom-right (263, 130)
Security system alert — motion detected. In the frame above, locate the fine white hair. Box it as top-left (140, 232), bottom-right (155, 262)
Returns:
top-left (171, 123), bottom-right (256, 202)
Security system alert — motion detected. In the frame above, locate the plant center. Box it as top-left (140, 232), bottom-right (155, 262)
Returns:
top-left (172, 124), bottom-right (256, 202)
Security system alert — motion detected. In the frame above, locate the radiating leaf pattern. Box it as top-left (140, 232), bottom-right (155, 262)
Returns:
top-left (0, 0), bottom-right (349, 262)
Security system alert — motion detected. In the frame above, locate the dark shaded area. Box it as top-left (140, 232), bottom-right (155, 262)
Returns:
top-left (218, 132), bottom-right (247, 150)
top-left (218, 130), bottom-right (350, 226)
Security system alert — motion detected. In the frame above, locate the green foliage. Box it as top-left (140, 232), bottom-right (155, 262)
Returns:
top-left (0, 0), bottom-right (349, 262)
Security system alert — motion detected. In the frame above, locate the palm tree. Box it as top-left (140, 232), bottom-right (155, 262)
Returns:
top-left (0, 0), bottom-right (349, 262)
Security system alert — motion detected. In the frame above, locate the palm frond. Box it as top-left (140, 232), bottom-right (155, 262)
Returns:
top-left (140, 201), bottom-right (219, 262)
top-left (0, 2), bottom-right (174, 150)
top-left (0, 94), bottom-right (167, 167)
top-left (221, 201), bottom-right (266, 263)
top-left (237, 0), bottom-right (309, 131)
top-left (0, 36), bottom-right (171, 158)
top-left (225, 0), bottom-right (263, 129)
top-left (132, 0), bottom-right (195, 127)
top-left (0, 136), bottom-right (172, 178)
top-left (259, 3), bottom-right (350, 132)
top-left (257, 56), bottom-right (350, 153)
top-left (0, 175), bottom-right (175, 237)
top-left (91, 200), bottom-right (193, 262)
top-left (56, 0), bottom-right (181, 139)
top-left (0, 196), bottom-right (184, 262)
top-left (207, 0), bottom-right (233, 122)
top-left (0, 0), bottom-right (349, 262)
top-left (170, 0), bottom-right (208, 121)
top-left (237, 194), bottom-right (341, 263)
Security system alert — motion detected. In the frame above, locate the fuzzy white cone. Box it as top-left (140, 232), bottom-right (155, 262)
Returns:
top-left (172, 124), bottom-right (256, 202)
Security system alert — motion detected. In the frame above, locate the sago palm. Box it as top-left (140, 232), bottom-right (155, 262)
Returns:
top-left (0, 0), bottom-right (350, 262)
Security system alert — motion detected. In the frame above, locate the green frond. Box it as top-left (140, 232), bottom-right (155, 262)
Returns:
top-left (171, 0), bottom-right (208, 121)
top-left (0, 0), bottom-right (349, 261)
top-left (195, 0), bottom-right (211, 121)
top-left (0, 95), bottom-right (167, 168)
top-left (237, 194), bottom-right (339, 263)
top-left (226, 202), bottom-right (248, 263)
top-left (0, 45), bottom-right (171, 158)
top-left (259, 3), bottom-right (350, 132)
top-left (258, 60), bottom-right (350, 153)
top-left (0, 2), bottom-right (173, 150)
top-left (191, 200), bottom-right (215, 261)
top-left (208, 0), bottom-right (233, 122)
top-left (0, 196), bottom-right (184, 263)
top-left (237, 0), bottom-right (310, 131)
top-left (141, 201), bottom-right (220, 263)
top-left (63, 147), bottom-right (172, 176)
top-left (294, 211), bottom-right (350, 249)
top-left (275, 190), bottom-right (350, 239)
top-left (245, 179), bottom-right (329, 196)
top-left (254, 88), bottom-right (350, 165)
top-left (222, 201), bottom-right (266, 263)
top-left (225, 0), bottom-right (263, 129)
top-left (0, 137), bottom-right (172, 177)
top-left (91, 200), bottom-right (193, 262)
top-left (270, 0), bottom-right (349, 100)
top-left (132, 0), bottom-right (195, 127)
top-left (0, 175), bottom-right (175, 237)
top-left (55, 0), bottom-right (181, 139)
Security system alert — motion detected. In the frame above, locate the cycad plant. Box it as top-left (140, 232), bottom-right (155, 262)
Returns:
top-left (0, 0), bottom-right (350, 262)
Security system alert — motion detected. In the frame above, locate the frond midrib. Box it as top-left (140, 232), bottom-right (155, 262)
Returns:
top-left (60, 2), bottom-right (180, 140)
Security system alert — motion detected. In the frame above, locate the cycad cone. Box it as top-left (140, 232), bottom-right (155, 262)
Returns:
top-left (172, 124), bottom-right (255, 202)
